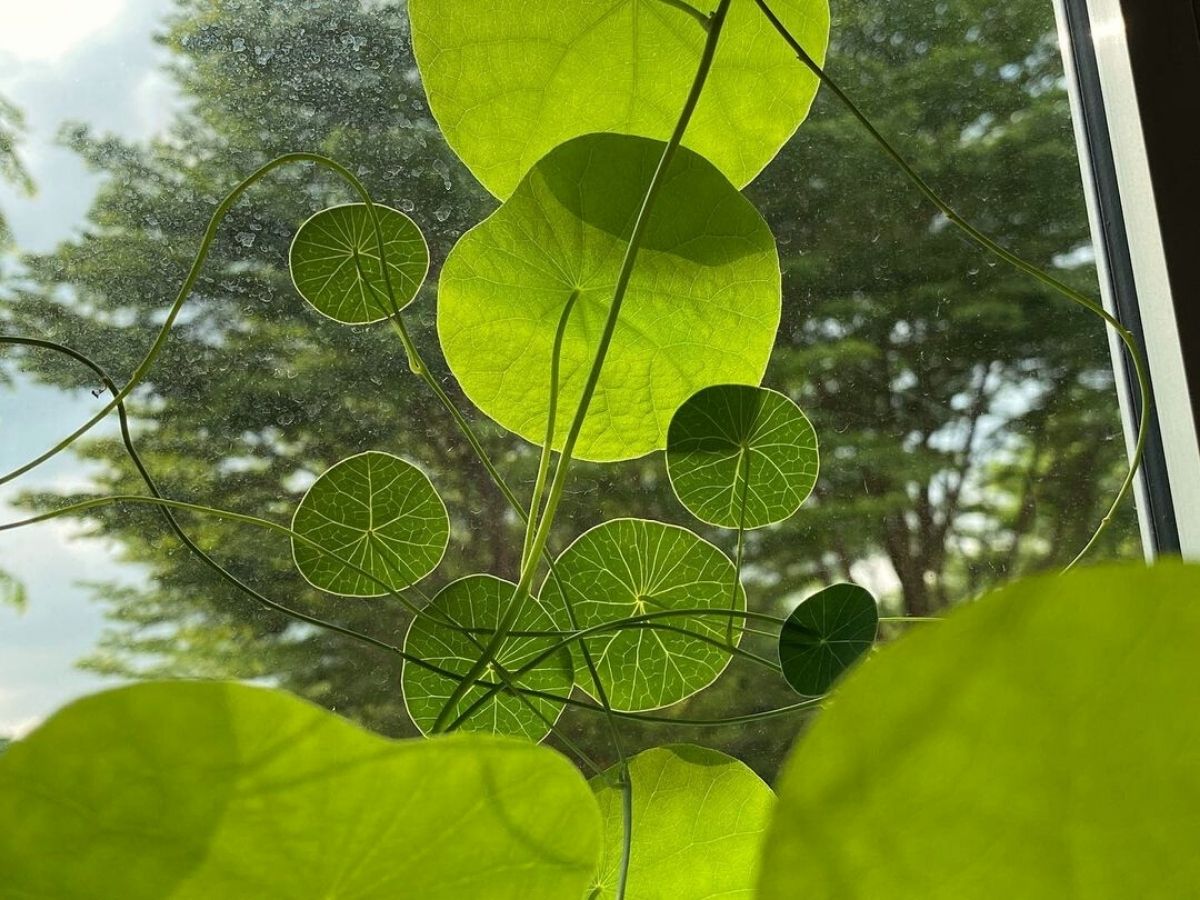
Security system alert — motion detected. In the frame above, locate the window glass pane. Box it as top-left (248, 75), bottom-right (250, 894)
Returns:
top-left (0, 0), bottom-right (1140, 776)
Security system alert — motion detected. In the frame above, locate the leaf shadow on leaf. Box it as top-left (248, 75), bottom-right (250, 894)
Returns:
top-left (536, 132), bottom-right (772, 266)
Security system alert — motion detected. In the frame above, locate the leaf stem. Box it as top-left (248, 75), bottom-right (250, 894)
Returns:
top-left (0, 153), bottom-right (369, 487)
top-left (522, 290), bottom-right (580, 569)
top-left (649, 0), bottom-right (712, 29)
top-left (752, 0), bottom-right (1151, 572)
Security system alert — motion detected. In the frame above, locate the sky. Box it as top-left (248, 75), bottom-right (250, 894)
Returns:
top-left (0, 0), bottom-right (177, 736)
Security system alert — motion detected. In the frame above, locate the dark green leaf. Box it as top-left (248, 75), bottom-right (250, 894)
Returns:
top-left (777, 583), bottom-right (878, 696)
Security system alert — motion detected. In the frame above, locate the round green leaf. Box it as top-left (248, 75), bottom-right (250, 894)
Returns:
top-left (666, 384), bottom-right (818, 528)
top-left (403, 574), bottom-right (574, 741)
top-left (0, 682), bottom-right (602, 899)
top-left (409, 0), bottom-right (830, 198)
top-left (291, 451), bottom-right (448, 596)
top-left (540, 518), bottom-right (745, 711)
top-left (438, 132), bottom-right (781, 462)
top-left (289, 202), bottom-right (429, 324)
top-left (759, 562), bottom-right (1200, 900)
top-left (589, 745), bottom-right (775, 898)
top-left (778, 583), bottom-right (878, 696)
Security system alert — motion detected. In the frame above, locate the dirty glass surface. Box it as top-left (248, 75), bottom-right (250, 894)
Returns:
top-left (0, 0), bottom-right (1139, 777)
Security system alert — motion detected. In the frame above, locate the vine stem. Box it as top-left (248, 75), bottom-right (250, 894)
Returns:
top-left (752, 0), bottom-right (1150, 572)
top-left (0, 153), bottom-right (370, 487)
top-left (430, 0), bottom-right (736, 736)
top-left (522, 291), bottom-right (580, 569)
top-left (729, 450), bottom-right (751, 644)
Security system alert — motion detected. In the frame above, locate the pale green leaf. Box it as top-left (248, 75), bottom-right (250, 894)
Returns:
top-left (0, 681), bottom-right (603, 900)
top-left (438, 132), bottom-right (781, 462)
top-left (291, 451), bottom-right (448, 596)
top-left (759, 562), bottom-right (1200, 899)
top-left (540, 518), bottom-right (745, 711)
top-left (778, 582), bottom-right (877, 696)
top-left (666, 384), bottom-right (818, 528)
top-left (589, 745), bottom-right (775, 899)
top-left (403, 574), bottom-right (574, 741)
top-left (409, 0), bottom-right (830, 198)
top-left (289, 203), bottom-right (429, 324)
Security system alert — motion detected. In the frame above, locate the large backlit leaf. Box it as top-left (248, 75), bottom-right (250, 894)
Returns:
top-left (589, 745), bottom-right (775, 898)
top-left (409, 0), bottom-right (830, 198)
top-left (759, 563), bottom-right (1200, 899)
top-left (289, 203), bottom-right (429, 324)
top-left (666, 384), bottom-right (818, 528)
top-left (291, 451), bottom-right (448, 596)
top-left (403, 574), bottom-right (574, 741)
top-left (778, 582), bottom-right (878, 696)
top-left (438, 132), bottom-right (781, 462)
top-left (0, 682), bottom-right (603, 900)
top-left (540, 518), bottom-right (745, 711)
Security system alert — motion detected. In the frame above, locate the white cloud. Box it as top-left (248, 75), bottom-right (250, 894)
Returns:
top-left (0, 0), bottom-right (128, 64)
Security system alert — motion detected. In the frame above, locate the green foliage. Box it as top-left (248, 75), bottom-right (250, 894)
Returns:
top-left (291, 451), bottom-right (449, 596)
top-left (0, 92), bottom-right (33, 247)
top-left (289, 203), bottom-right (429, 324)
top-left (590, 745), bottom-right (774, 898)
top-left (437, 132), bottom-right (781, 462)
top-left (409, 0), bottom-right (829, 198)
top-left (777, 582), bottom-right (878, 696)
top-left (0, 681), bottom-right (603, 899)
top-left (759, 563), bottom-right (1200, 899)
top-left (541, 518), bottom-right (745, 711)
top-left (666, 384), bottom-right (818, 528)
top-left (0, 568), bottom-right (27, 614)
top-left (403, 574), bottom-right (574, 740)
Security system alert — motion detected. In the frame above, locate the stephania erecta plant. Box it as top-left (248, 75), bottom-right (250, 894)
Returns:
top-left (3, 2), bottom-right (1192, 899)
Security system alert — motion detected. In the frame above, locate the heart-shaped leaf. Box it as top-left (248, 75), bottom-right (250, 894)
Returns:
top-left (410, 0), bottom-right (830, 198)
top-left (759, 563), bottom-right (1200, 899)
top-left (290, 203), bottom-right (429, 324)
top-left (540, 518), bottom-right (745, 711)
top-left (437, 132), bottom-right (781, 462)
top-left (403, 574), bottom-right (574, 741)
top-left (667, 384), bottom-right (819, 529)
top-left (777, 583), bottom-right (878, 696)
top-left (0, 682), bottom-right (603, 899)
top-left (589, 745), bottom-right (775, 898)
top-left (291, 451), bottom-right (448, 596)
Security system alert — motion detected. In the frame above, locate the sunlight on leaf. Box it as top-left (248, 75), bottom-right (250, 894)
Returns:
top-left (540, 518), bottom-right (745, 711)
top-left (589, 745), bottom-right (775, 898)
top-left (759, 563), bottom-right (1200, 899)
top-left (0, 682), bottom-right (603, 899)
top-left (778, 583), bottom-right (877, 696)
top-left (667, 384), bottom-right (818, 528)
top-left (438, 133), bottom-right (781, 462)
top-left (403, 574), bottom-right (574, 741)
top-left (409, 0), bottom-right (830, 198)
top-left (289, 202), bottom-right (429, 324)
top-left (291, 451), bottom-right (448, 596)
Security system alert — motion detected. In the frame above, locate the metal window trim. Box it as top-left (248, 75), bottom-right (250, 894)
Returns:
top-left (1052, 0), bottom-right (1200, 559)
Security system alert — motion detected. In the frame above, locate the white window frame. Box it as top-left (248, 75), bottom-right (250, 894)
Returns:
top-left (1054, 0), bottom-right (1200, 559)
